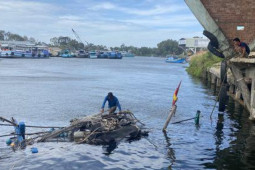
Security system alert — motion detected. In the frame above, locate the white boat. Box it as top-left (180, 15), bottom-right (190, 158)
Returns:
top-left (89, 51), bottom-right (97, 59)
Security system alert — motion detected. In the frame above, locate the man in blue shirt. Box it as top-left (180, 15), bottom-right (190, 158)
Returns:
top-left (101, 92), bottom-right (121, 114)
top-left (233, 38), bottom-right (250, 58)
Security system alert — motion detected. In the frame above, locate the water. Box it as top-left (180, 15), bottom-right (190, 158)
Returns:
top-left (0, 57), bottom-right (254, 169)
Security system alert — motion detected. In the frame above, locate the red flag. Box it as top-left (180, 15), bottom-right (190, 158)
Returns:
top-left (172, 81), bottom-right (182, 106)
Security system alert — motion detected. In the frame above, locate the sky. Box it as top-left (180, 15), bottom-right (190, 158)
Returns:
top-left (0, 0), bottom-right (203, 47)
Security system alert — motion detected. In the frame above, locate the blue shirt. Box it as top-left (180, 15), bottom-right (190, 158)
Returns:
top-left (101, 96), bottom-right (121, 111)
top-left (240, 42), bottom-right (250, 55)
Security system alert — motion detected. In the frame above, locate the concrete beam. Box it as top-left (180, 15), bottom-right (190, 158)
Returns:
top-left (251, 76), bottom-right (255, 119)
top-left (184, 0), bottom-right (234, 58)
top-left (230, 58), bottom-right (255, 64)
top-left (230, 64), bottom-right (251, 113)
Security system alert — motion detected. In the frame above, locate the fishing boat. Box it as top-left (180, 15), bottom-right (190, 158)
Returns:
top-left (108, 51), bottom-right (122, 59)
top-left (61, 50), bottom-right (73, 58)
top-left (165, 56), bottom-right (186, 63)
top-left (97, 51), bottom-right (109, 59)
top-left (0, 50), bottom-right (14, 58)
top-left (89, 51), bottom-right (97, 59)
top-left (76, 50), bottom-right (89, 58)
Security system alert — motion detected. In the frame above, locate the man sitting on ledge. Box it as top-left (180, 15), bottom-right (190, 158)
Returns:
top-left (101, 92), bottom-right (121, 114)
top-left (233, 37), bottom-right (250, 58)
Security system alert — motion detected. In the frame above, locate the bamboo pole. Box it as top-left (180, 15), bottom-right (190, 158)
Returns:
top-left (0, 117), bottom-right (17, 126)
top-left (162, 105), bottom-right (177, 132)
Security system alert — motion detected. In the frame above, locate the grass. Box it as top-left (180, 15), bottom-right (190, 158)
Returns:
top-left (186, 51), bottom-right (223, 78)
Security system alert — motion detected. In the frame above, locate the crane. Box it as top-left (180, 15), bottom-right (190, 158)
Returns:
top-left (71, 28), bottom-right (89, 46)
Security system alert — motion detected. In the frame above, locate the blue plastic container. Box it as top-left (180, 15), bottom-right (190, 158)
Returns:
top-left (31, 147), bottom-right (38, 153)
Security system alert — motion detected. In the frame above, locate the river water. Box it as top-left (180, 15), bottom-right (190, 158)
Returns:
top-left (0, 57), bottom-right (254, 169)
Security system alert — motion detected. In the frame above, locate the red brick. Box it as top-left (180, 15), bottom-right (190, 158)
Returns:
top-left (201, 0), bottom-right (255, 45)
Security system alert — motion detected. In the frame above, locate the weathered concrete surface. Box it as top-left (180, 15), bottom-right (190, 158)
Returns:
top-left (208, 63), bottom-right (235, 85)
top-left (252, 78), bottom-right (255, 120)
top-left (229, 64), bottom-right (251, 113)
top-left (208, 63), bottom-right (254, 118)
top-left (230, 58), bottom-right (255, 64)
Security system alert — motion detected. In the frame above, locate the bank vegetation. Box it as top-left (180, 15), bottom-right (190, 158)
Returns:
top-left (186, 51), bottom-right (222, 78)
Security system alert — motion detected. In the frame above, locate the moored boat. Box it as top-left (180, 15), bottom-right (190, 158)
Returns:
top-left (89, 51), bottom-right (97, 59)
top-left (108, 51), bottom-right (122, 59)
top-left (61, 50), bottom-right (74, 58)
top-left (165, 56), bottom-right (186, 63)
top-left (77, 50), bottom-right (89, 58)
top-left (0, 50), bottom-right (15, 58)
top-left (97, 51), bottom-right (109, 59)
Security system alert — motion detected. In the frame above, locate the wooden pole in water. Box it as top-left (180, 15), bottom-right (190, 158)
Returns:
top-left (162, 81), bottom-right (182, 132)
top-left (162, 105), bottom-right (177, 132)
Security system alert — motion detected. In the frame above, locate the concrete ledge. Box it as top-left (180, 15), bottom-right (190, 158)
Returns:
top-left (208, 63), bottom-right (235, 84)
top-left (230, 58), bottom-right (255, 64)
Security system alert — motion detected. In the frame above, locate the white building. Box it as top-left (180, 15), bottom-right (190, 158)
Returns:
top-left (179, 37), bottom-right (209, 53)
top-left (0, 41), bottom-right (47, 51)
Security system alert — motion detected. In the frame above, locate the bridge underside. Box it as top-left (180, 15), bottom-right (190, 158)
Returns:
top-left (185, 0), bottom-right (255, 119)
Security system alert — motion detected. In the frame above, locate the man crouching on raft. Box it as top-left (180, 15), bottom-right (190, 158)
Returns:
top-left (101, 92), bottom-right (122, 114)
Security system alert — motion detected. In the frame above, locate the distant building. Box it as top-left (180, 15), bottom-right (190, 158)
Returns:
top-left (0, 40), bottom-right (48, 51)
top-left (179, 37), bottom-right (209, 53)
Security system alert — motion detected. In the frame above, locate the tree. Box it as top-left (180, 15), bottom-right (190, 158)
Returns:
top-left (0, 30), bottom-right (4, 40)
top-left (157, 39), bottom-right (182, 56)
top-left (29, 37), bottom-right (36, 43)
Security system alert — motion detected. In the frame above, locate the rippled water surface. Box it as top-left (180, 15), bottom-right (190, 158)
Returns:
top-left (0, 57), bottom-right (255, 169)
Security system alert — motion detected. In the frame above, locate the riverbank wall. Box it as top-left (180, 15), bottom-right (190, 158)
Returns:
top-left (205, 56), bottom-right (255, 117)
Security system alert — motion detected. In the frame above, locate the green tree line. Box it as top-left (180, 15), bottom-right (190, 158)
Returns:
top-left (0, 30), bottom-right (35, 42)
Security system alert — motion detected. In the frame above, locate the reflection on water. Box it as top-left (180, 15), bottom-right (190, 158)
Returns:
top-left (0, 57), bottom-right (255, 169)
top-left (163, 131), bottom-right (175, 167)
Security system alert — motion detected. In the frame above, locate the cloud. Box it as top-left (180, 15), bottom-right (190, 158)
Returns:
top-left (0, 0), bottom-right (203, 47)
top-left (89, 2), bottom-right (187, 16)
top-left (89, 2), bottom-right (117, 10)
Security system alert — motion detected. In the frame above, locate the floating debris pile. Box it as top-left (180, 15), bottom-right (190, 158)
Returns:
top-left (1, 111), bottom-right (148, 149)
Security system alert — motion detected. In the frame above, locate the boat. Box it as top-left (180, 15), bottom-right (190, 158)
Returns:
top-left (0, 50), bottom-right (15, 58)
top-left (89, 51), bottom-right (97, 59)
top-left (108, 51), bottom-right (122, 59)
top-left (165, 56), bottom-right (186, 63)
top-left (0, 47), bottom-right (50, 59)
top-left (61, 50), bottom-right (73, 58)
top-left (76, 50), bottom-right (89, 58)
top-left (122, 51), bottom-right (135, 57)
top-left (97, 51), bottom-right (109, 59)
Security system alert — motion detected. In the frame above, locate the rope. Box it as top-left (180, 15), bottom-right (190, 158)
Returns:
top-left (0, 123), bottom-right (64, 129)
top-left (210, 66), bottom-right (228, 119)
top-left (0, 132), bottom-right (49, 138)
top-left (171, 117), bottom-right (196, 124)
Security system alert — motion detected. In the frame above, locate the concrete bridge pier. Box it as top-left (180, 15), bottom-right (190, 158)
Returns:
top-left (211, 74), bottom-right (217, 84)
top-left (216, 78), bottom-right (221, 87)
top-left (229, 85), bottom-right (235, 94)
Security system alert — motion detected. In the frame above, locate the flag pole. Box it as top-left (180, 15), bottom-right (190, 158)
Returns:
top-left (162, 81), bottom-right (182, 132)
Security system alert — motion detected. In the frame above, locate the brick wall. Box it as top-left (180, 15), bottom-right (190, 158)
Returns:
top-left (201, 0), bottom-right (255, 46)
